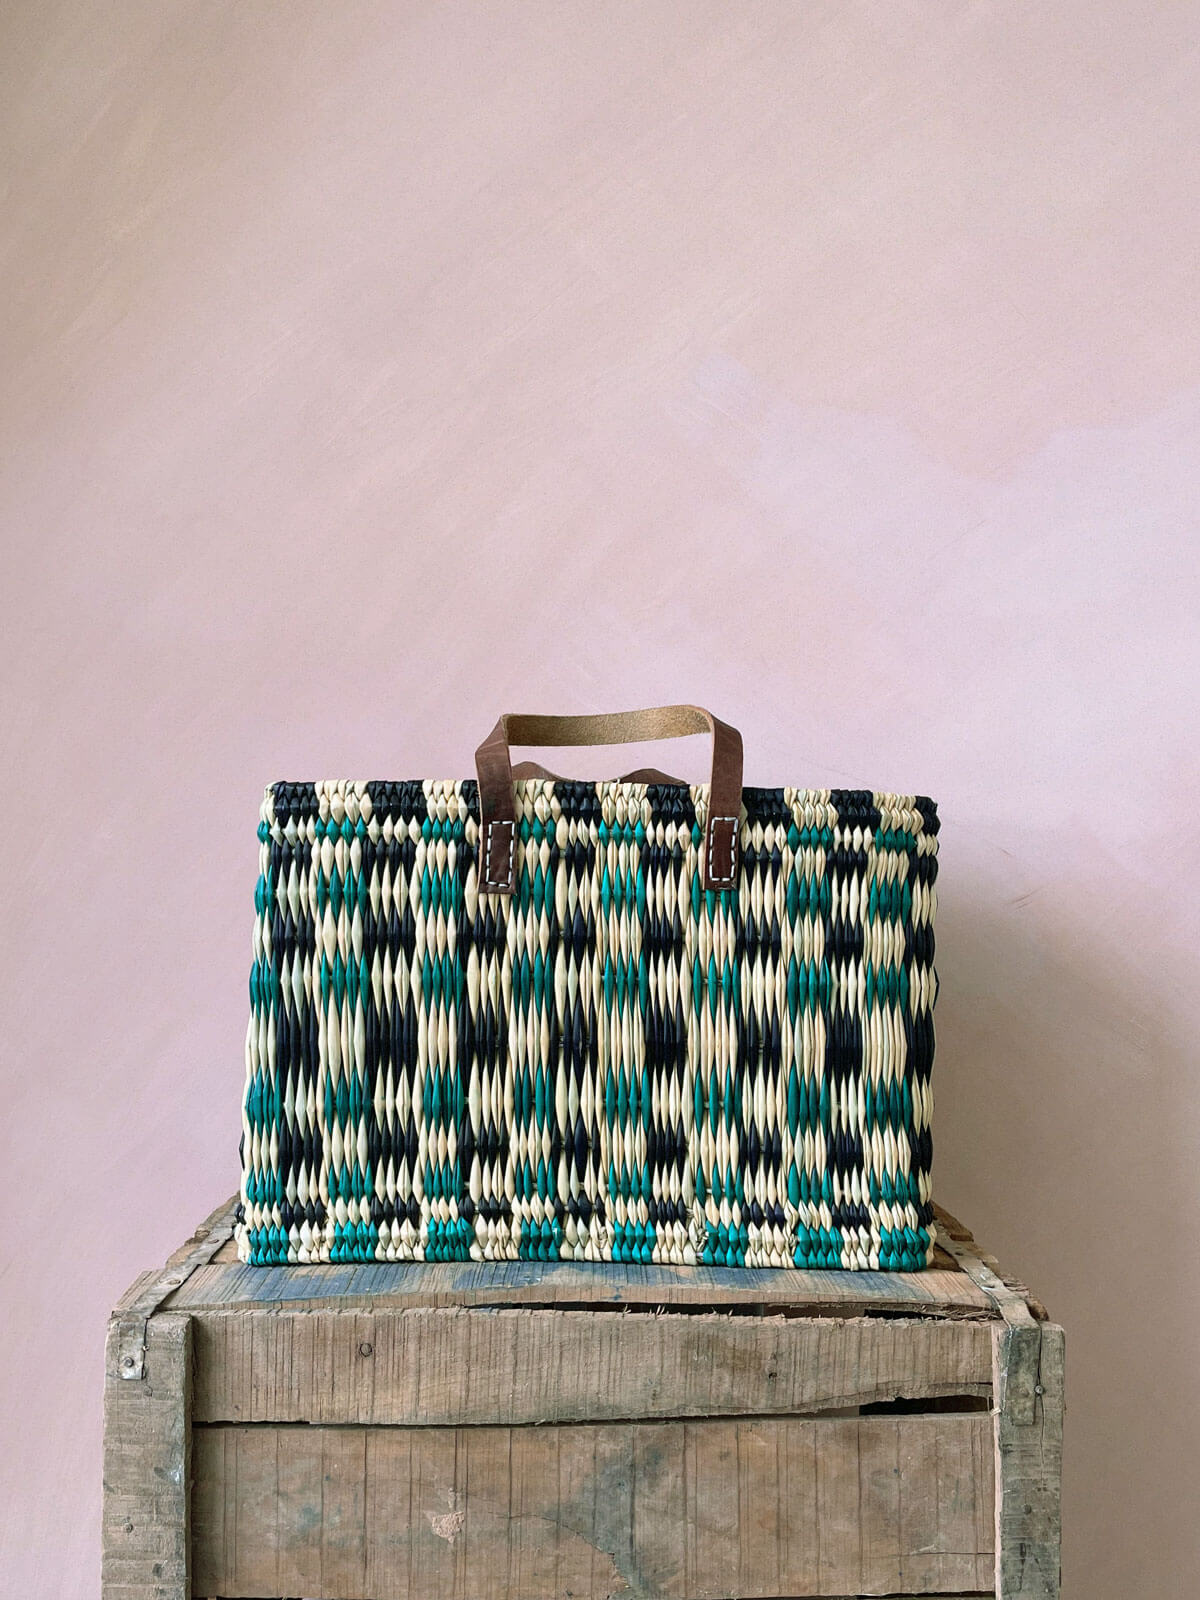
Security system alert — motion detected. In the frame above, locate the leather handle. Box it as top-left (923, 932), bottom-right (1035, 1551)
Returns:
top-left (475, 705), bottom-right (743, 895)
top-left (511, 760), bottom-right (688, 785)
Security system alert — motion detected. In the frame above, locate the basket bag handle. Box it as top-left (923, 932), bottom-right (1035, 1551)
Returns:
top-left (510, 760), bottom-right (687, 785)
top-left (475, 704), bottom-right (743, 894)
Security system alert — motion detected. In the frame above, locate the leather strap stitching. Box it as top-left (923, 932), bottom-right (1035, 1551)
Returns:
top-left (482, 819), bottom-right (515, 890)
top-left (706, 815), bottom-right (740, 887)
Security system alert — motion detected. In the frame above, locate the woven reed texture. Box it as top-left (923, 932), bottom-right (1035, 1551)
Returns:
top-left (238, 780), bottom-right (938, 1270)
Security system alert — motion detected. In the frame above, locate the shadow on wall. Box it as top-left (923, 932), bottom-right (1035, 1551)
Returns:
top-left (934, 868), bottom-right (1199, 1596)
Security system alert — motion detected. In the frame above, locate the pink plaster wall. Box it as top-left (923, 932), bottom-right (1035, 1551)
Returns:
top-left (3, 3), bottom-right (1199, 1594)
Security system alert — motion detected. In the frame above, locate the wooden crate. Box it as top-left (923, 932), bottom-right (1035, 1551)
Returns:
top-left (103, 1199), bottom-right (1063, 1600)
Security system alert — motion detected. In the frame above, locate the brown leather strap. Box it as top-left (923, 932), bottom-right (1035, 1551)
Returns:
top-left (618, 765), bottom-right (688, 786)
top-left (511, 760), bottom-right (688, 785)
top-left (476, 706), bottom-right (743, 894)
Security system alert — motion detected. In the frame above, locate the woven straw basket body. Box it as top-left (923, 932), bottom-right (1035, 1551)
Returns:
top-left (237, 707), bottom-right (938, 1271)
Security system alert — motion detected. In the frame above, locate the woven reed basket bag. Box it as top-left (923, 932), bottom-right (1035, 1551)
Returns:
top-left (237, 705), bottom-right (939, 1271)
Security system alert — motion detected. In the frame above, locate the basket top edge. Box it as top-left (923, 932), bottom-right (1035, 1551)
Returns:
top-left (265, 778), bottom-right (938, 809)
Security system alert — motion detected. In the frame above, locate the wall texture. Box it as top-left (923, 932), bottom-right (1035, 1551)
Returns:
top-left (3, 3), bottom-right (1198, 1594)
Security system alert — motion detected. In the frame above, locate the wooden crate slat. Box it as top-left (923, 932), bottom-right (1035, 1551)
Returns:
top-left (101, 1312), bottom-right (192, 1600)
top-left (191, 1306), bottom-right (994, 1426)
top-left (169, 1256), bottom-right (992, 1316)
top-left (109, 1194), bottom-right (236, 1381)
top-left (191, 1415), bottom-right (996, 1600)
top-left (994, 1323), bottom-right (1065, 1599)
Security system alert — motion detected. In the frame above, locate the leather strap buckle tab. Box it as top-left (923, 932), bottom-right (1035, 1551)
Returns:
top-left (474, 704), bottom-right (743, 896)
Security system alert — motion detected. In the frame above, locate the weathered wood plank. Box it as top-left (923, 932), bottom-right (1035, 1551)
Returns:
top-left (170, 1255), bottom-right (991, 1317)
top-left (815, 1408), bottom-right (864, 1593)
top-left (939, 1231), bottom-right (1038, 1324)
top-left (101, 1312), bottom-right (192, 1600)
top-left (191, 1305), bottom-right (993, 1426)
top-left (994, 1322), bottom-right (1065, 1600)
top-left (858, 1412), bottom-right (900, 1592)
top-left (191, 1415), bottom-right (995, 1600)
top-left (109, 1194), bottom-right (236, 1380)
top-left (939, 1230), bottom-right (1042, 1425)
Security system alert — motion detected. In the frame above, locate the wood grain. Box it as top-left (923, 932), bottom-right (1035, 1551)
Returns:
top-left (101, 1312), bottom-right (192, 1600)
top-left (170, 1254), bottom-right (991, 1317)
top-left (994, 1322), bottom-right (1065, 1599)
top-left (191, 1305), bottom-right (994, 1425)
top-left (192, 1414), bottom-right (996, 1599)
top-left (109, 1194), bottom-right (235, 1381)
